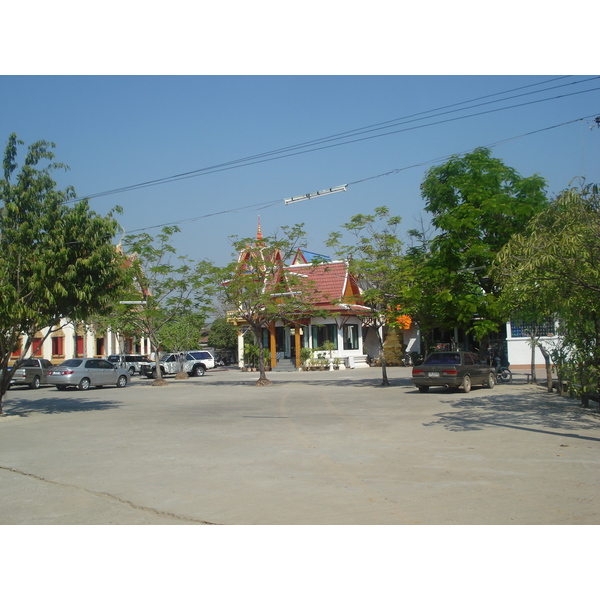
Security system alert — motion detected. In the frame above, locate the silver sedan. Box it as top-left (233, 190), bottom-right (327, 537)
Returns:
top-left (47, 358), bottom-right (130, 390)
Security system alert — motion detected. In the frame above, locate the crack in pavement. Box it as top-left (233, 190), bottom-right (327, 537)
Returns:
top-left (0, 465), bottom-right (221, 525)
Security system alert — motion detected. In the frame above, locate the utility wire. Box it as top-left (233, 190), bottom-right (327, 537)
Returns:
top-left (347, 113), bottom-right (599, 187)
top-left (124, 112), bottom-right (600, 234)
top-left (74, 76), bottom-right (598, 202)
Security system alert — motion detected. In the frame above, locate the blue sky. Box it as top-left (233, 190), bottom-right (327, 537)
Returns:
top-left (2, 75), bottom-right (599, 265)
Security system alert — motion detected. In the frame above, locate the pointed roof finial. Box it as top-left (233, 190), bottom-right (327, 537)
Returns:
top-left (257, 215), bottom-right (262, 241)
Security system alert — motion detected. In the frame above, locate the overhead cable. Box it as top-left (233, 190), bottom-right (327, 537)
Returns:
top-left (124, 113), bottom-right (599, 234)
top-left (72, 77), bottom-right (599, 202)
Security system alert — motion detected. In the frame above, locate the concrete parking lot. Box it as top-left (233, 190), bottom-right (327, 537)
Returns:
top-left (1, 367), bottom-right (599, 524)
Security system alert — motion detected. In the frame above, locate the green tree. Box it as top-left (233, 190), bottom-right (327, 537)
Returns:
top-left (159, 311), bottom-right (206, 353)
top-left (0, 133), bottom-right (129, 411)
top-left (216, 224), bottom-right (320, 386)
top-left (120, 226), bottom-right (214, 385)
top-left (402, 222), bottom-right (454, 355)
top-left (207, 317), bottom-right (238, 356)
top-left (420, 147), bottom-right (548, 351)
top-left (493, 183), bottom-right (600, 398)
top-left (326, 207), bottom-right (406, 386)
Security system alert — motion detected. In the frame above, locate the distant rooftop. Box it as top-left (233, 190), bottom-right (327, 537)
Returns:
top-left (291, 249), bottom-right (331, 265)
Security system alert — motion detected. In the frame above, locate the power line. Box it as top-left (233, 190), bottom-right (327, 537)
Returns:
top-left (347, 113), bottom-right (600, 187)
top-left (123, 112), bottom-right (600, 234)
top-left (74, 76), bottom-right (599, 202)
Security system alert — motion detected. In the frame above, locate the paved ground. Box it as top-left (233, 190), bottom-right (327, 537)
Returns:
top-left (1, 366), bottom-right (599, 525)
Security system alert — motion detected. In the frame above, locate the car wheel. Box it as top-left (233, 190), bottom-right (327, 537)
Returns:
top-left (418, 385), bottom-right (429, 393)
top-left (193, 365), bottom-right (206, 377)
top-left (78, 378), bottom-right (91, 391)
top-left (462, 375), bottom-right (472, 393)
top-left (128, 367), bottom-right (135, 376)
top-left (486, 372), bottom-right (495, 389)
top-left (500, 370), bottom-right (512, 383)
top-left (147, 368), bottom-right (157, 379)
top-left (116, 374), bottom-right (127, 388)
top-left (30, 375), bottom-right (41, 390)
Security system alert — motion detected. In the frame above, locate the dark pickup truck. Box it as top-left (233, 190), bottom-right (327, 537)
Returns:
top-left (10, 358), bottom-right (54, 389)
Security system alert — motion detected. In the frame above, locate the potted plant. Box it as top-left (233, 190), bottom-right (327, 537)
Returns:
top-left (317, 352), bottom-right (327, 370)
top-left (244, 342), bottom-right (259, 371)
top-left (300, 347), bottom-right (313, 371)
top-left (323, 340), bottom-right (335, 371)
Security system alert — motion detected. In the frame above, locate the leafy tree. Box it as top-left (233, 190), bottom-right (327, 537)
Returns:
top-left (90, 290), bottom-right (146, 356)
top-left (120, 226), bottom-right (214, 385)
top-left (216, 224), bottom-right (320, 386)
top-left (326, 207), bottom-right (406, 386)
top-left (402, 223), bottom-right (454, 355)
top-left (207, 317), bottom-right (238, 355)
top-left (493, 183), bottom-right (600, 398)
top-left (420, 147), bottom-right (548, 351)
top-left (0, 133), bottom-right (129, 411)
top-left (159, 311), bottom-right (206, 353)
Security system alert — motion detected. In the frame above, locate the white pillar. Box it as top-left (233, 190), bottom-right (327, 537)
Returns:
top-left (238, 330), bottom-right (245, 368)
top-left (63, 322), bottom-right (75, 360)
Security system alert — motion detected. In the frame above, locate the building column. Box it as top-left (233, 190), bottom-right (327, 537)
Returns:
top-left (64, 322), bottom-right (75, 360)
top-left (238, 329), bottom-right (245, 368)
top-left (268, 323), bottom-right (277, 368)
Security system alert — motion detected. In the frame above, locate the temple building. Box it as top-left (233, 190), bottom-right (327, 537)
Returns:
top-left (229, 221), bottom-right (420, 370)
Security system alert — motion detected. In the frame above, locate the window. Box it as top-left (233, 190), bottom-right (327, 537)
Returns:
top-left (510, 319), bottom-right (555, 338)
top-left (343, 324), bottom-right (359, 350)
top-left (32, 337), bottom-right (43, 356)
top-left (262, 328), bottom-right (271, 351)
top-left (311, 324), bottom-right (338, 349)
top-left (52, 336), bottom-right (64, 357)
top-left (424, 353), bottom-right (461, 365)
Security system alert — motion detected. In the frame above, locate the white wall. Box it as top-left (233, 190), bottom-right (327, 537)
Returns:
top-left (505, 322), bottom-right (556, 367)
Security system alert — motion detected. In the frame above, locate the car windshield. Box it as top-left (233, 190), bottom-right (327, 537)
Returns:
top-left (59, 359), bottom-right (83, 367)
top-left (424, 353), bottom-right (461, 365)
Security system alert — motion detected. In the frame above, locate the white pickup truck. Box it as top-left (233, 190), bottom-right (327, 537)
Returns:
top-left (10, 358), bottom-right (54, 389)
top-left (141, 351), bottom-right (215, 379)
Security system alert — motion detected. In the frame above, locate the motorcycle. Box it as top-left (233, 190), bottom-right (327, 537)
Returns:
top-left (494, 359), bottom-right (512, 383)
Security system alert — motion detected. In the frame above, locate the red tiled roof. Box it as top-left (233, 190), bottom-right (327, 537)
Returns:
top-left (285, 261), bottom-right (367, 312)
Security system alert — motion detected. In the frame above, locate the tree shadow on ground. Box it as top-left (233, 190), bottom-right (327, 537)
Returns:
top-left (2, 394), bottom-right (122, 417)
top-left (199, 377), bottom-right (412, 388)
top-left (424, 386), bottom-right (600, 441)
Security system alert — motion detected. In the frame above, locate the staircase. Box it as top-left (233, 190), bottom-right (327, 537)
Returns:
top-left (273, 358), bottom-right (299, 372)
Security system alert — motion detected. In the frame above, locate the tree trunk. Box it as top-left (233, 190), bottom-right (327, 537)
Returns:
top-left (152, 345), bottom-right (168, 386)
top-left (479, 334), bottom-right (490, 360)
top-left (530, 334), bottom-right (537, 384)
top-left (376, 327), bottom-right (390, 386)
top-left (539, 344), bottom-right (553, 392)
top-left (253, 326), bottom-right (272, 386)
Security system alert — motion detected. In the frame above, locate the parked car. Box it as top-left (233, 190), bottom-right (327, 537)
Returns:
top-left (140, 351), bottom-right (215, 379)
top-left (186, 350), bottom-right (215, 371)
top-left (107, 354), bottom-right (153, 375)
top-left (411, 351), bottom-right (495, 393)
top-left (47, 358), bottom-right (130, 390)
top-left (9, 358), bottom-right (53, 389)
